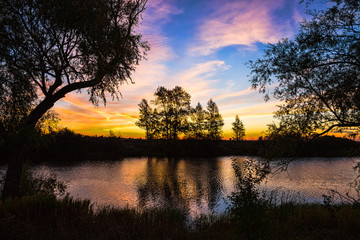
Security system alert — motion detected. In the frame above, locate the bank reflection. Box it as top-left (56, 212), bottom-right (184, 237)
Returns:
top-left (136, 157), bottom-right (224, 214)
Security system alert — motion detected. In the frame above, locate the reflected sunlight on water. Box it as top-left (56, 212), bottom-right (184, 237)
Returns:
top-left (0, 157), bottom-right (358, 215)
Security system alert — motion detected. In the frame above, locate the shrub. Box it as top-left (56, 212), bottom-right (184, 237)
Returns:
top-left (0, 165), bottom-right (67, 198)
top-left (228, 157), bottom-right (270, 238)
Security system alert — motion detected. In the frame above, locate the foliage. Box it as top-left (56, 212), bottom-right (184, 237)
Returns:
top-left (189, 102), bottom-right (207, 139)
top-left (228, 158), bottom-right (277, 238)
top-left (0, 165), bottom-right (67, 198)
top-left (0, 0), bottom-right (148, 128)
top-left (19, 167), bottom-right (67, 198)
top-left (136, 87), bottom-right (224, 140)
top-left (152, 86), bottom-right (191, 140)
top-left (1, 194), bottom-right (360, 240)
top-left (257, 122), bottom-right (305, 159)
top-left (228, 158), bottom-right (269, 218)
top-left (36, 110), bottom-right (61, 134)
top-left (205, 99), bottom-right (224, 140)
top-left (136, 99), bottom-right (160, 139)
top-left (1, 0), bottom-right (148, 199)
top-left (231, 115), bottom-right (245, 141)
top-left (0, 195), bottom-right (190, 240)
top-left (249, 0), bottom-right (360, 138)
top-left (0, 71), bottom-right (37, 140)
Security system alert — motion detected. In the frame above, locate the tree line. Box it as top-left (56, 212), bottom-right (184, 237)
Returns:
top-left (136, 86), bottom-right (245, 140)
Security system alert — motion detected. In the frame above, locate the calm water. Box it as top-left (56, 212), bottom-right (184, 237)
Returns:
top-left (1, 157), bottom-right (359, 215)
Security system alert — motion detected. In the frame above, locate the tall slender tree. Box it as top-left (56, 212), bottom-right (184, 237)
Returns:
top-left (232, 115), bottom-right (245, 141)
top-left (169, 86), bottom-right (191, 139)
top-left (136, 99), bottom-right (159, 139)
top-left (189, 102), bottom-right (206, 139)
top-left (205, 99), bottom-right (224, 140)
top-left (152, 86), bottom-right (172, 139)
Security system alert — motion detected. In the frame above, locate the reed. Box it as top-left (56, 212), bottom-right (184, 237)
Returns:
top-left (1, 194), bottom-right (360, 240)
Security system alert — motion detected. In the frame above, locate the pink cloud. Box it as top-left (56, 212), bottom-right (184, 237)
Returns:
top-left (137, 0), bottom-right (181, 62)
top-left (190, 0), bottom-right (293, 55)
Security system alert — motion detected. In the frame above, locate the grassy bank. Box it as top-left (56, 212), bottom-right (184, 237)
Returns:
top-left (0, 194), bottom-right (360, 240)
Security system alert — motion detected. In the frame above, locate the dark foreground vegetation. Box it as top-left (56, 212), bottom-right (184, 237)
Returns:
top-left (1, 189), bottom-right (360, 239)
top-left (1, 152), bottom-right (360, 240)
top-left (1, 129), bottom-right (359, 164)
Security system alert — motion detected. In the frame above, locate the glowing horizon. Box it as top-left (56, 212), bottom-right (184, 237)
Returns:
top-left (52, 0), bottom-right (309, 140)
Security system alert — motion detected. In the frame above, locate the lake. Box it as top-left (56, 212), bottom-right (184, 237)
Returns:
top-left (1, 157), bottom-right (359, 216)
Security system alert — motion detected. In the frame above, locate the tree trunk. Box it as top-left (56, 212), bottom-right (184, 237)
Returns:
top-left (1, 147), bottom-right (26, 200)
top-left (1, 70), bottom-right (105, 200)
top-left (1, 100), bottom-right (53, 200)
top-left (1, 131), bottom-right (30, 200)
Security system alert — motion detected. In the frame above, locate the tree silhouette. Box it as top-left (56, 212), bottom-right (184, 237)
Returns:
top-left (152, 86), bottom-right (191, 140)
top-left (1, 0), bottom-right (149, 199)
top-left (249, 0), bottom-right (360, 138)
top-left (232, 115), bottom-right (245, 141)
top-left (0, 72), bottom-right (36, 143)
top-left (136, 99), bottom-right (159, 139)
top-left (136, 88), bottom-right (225, 140)
top-left (188, 102), bottom-right (206, 139)
top-left (205, 99), bottom-right (224, 140)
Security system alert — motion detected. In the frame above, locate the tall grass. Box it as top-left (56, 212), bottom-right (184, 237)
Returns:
top-left (0, 195), bottom-right (190, 240)
top-left (0, 191), bottom-right (360, 239)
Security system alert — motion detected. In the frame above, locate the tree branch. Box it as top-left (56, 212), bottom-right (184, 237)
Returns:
top-left (26, 70), bottom-right (105, 127)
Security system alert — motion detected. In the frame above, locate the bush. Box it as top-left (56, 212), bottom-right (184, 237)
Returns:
top-left (0, 165), bottom-right (67, 198)
top-left (228, 158), bottom-right (270, 238)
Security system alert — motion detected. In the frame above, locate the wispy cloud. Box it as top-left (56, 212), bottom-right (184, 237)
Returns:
top-left (175, 60), bottom-right (230, 100)
top-left (190, 0), bottom-right (293, 55)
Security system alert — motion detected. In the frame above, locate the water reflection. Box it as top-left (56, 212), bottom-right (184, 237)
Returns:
top-left (136, 157), bottom-right (224, 214)
top-left (0, 157), bottom-right (358, 215)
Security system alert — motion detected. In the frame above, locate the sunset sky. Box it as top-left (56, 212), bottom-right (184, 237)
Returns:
top-left (53, 0), bottom-right (314, 139)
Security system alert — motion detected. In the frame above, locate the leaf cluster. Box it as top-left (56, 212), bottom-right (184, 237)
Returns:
top-left (0, 0), bottom-right (149, 128)
top-left (249, 0), bottom-right (360, 138)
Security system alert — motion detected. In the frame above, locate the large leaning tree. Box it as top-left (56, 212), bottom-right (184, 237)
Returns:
top-left (249, 0), bottom-right (360, 139)
top-left (0, 0), bottom-right (149, 199)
